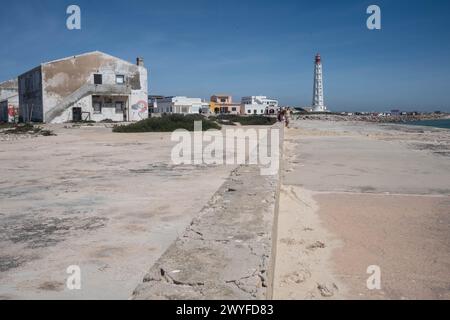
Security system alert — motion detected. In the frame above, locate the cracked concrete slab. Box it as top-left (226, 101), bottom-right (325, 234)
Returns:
top-left (0, 125), bottom-right (235, 299)
top-left (133, 165), bottom-right (278, 300)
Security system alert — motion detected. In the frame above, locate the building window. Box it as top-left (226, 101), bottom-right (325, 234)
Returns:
top-left (115, 102), bottom-right (124, 114)
top-left (116, 75), bottom-right (125, 85)
top-left (232, 107), bottom-right (237, 112)
top-left (94, 74), bottom-right (102, 85)
top-left (93, 102), bottom-right (102, 114)
top-left (247, 110), bottom-right (251, 114)
top-left (104, 98), bottom-right (113, 109)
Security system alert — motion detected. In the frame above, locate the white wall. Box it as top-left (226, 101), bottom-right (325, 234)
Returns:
top-left (243, 104), bottom-right (266, 115)
top-left (241, 96), bottom-right (279, 111)
top-left (53, 95), bottom-right (129, 123)
top-left (156, 97), bottom-right (204, 114)
top-left (37, 52), bottom-right (148, 123)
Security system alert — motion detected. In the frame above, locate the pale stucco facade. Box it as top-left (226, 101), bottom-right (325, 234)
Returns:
top-left (18, 51), bottom-right (148, 123)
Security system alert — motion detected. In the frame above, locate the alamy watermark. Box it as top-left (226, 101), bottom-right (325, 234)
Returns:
top-left (366, 265), bottom-right (382, 290)
top-left (66, 265), bottom-right (81, 290)
top-left (367, 5), bottom-right (381, 30)
top-left (66, 5), bottom-right (81, 30)
top-left (171, 121), bottom-right (280, 176)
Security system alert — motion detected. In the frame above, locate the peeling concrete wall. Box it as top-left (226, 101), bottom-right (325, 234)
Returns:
top-left (0, 95), bottom-right (19, 123)
top-left (52, 95), bottom-right (129, 123)
top-left (0, 79), bottom-right (19, 123)
top-left (18, 67), bottom-right (44, 122)
top-left (0, 100), bottom-right (8, 122)
top-left (42, 51), bottom-right (148, 123)
top-left (19, 51), bottom-right (148, 123)
top-left (0, 79), bottom-right (18, 101)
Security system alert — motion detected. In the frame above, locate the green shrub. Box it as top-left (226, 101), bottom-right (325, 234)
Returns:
top-left (113, 114), bottom-right (221, 133)
top-left (2, 124), bottom-right (56, 136)
top-left (216, 115), bottom-right (277, 126)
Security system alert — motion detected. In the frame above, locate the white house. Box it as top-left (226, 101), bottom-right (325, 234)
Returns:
top-left (241, 96), bottom-right (279, 115)
top-left (0, 79), bottom-right (19, 123)
top-left (156, 96), bottom-right (209, 114)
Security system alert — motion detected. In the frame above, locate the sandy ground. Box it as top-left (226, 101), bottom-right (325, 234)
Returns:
top-left (273, 120), bottom-right (450, 300)
top-left (0, 124), bottom-right (235, 300)
top-left (2, 120), bottom-right (448, 300)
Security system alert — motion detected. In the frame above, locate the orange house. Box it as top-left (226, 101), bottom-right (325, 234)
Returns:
top-left (210, 95), bottom-right (241, 115)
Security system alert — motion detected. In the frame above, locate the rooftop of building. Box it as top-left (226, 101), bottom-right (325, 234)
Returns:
top-left (0, 78), bottom-right (18, 90)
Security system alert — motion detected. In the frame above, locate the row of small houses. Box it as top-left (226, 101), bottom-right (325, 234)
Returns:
top-left (0, 51), bottom-right (280, 124)
top-left (149, 95), bottom-right (280, 116)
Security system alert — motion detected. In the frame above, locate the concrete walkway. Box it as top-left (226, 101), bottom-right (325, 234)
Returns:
top-left (133, 165), bottom-right (278, 300)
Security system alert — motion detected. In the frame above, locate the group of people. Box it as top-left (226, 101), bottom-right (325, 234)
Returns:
top-left (277, 108), bottom-right (292, 128)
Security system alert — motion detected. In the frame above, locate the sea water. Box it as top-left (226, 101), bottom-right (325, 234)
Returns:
top-left (407, 119), bottom-right (450, 129)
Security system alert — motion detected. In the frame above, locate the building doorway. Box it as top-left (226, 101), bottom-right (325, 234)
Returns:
top-left (123, 107), bottom-right (128, 122)
top-left (73, 107), bottom-right (82, 122)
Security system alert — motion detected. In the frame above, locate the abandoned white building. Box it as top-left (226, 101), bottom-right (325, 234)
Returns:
top-left (0, 79), bottom-right (19, 123)
top-left (18, 51), bottom-right (148, 123)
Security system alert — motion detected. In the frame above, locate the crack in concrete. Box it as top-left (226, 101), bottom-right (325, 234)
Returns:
top-left (133, 164), bottom-right (278, 300)
top-left (160, 268), bottom-right (205, 287)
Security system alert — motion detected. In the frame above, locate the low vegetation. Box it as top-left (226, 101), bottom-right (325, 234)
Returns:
top-left (113, 114), bottom-right (221, 133)
top-left (1, 124), bottom-right (56, 136)
top-left (212, 115), bottom-right (278, 126)
top-left (0, 123), bottom-right (14, 130)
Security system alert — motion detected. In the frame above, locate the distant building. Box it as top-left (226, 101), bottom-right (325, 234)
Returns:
top-left (241, 96), bottom-right (279, 115)
top-left (155, 96), bottom-right (209, 114)
top-left (210, 95), bottom-right (241, 115)
top-left (148, 95), bottom-right (165, 114)
top-left (0, 78), bottom-right (18, 101)
top-left (0, 79), bottom-right (19, 123)
top-left (18, 51), bottom-right (148, 123)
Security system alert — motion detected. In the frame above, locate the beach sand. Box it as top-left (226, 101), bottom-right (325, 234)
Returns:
top-left (273, 120), bottom-right (450, 300)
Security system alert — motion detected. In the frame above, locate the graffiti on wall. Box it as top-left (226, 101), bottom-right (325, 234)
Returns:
top-left (131, 100), bottom-right (148, 119)
top-left (8, 105), bottom-right (19, 123)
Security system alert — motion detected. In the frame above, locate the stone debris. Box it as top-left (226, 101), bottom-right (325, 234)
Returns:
top-left (317, 283), bottom-right (339, 298)
top-left (307, 241), bottom-right (326, 250)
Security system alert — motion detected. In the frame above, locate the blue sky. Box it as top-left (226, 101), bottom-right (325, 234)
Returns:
top-left (1, 0), bottom-right (449, 111)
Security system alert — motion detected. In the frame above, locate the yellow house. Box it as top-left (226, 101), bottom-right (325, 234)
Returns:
top-left (210, 95), bottom-right (241, 115)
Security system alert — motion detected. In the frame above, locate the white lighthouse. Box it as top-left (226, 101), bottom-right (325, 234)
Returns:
top-left (312, 53), bottom-right (328, 112)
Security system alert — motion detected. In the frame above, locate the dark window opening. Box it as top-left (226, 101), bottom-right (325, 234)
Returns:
top-left (93, 102), bottom-right (102, 114)
top-left (94, 74), bottom-right (103, 85)
top-left (115, 102), bottom-right (124, 114)
top-left (104, 98), bottom-right (113, 108)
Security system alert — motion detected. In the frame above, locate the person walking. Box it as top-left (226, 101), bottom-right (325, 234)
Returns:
top-left (285, 109), bottom-right (290, 128)
top-left (277, 110), bottom-right (283, 123)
